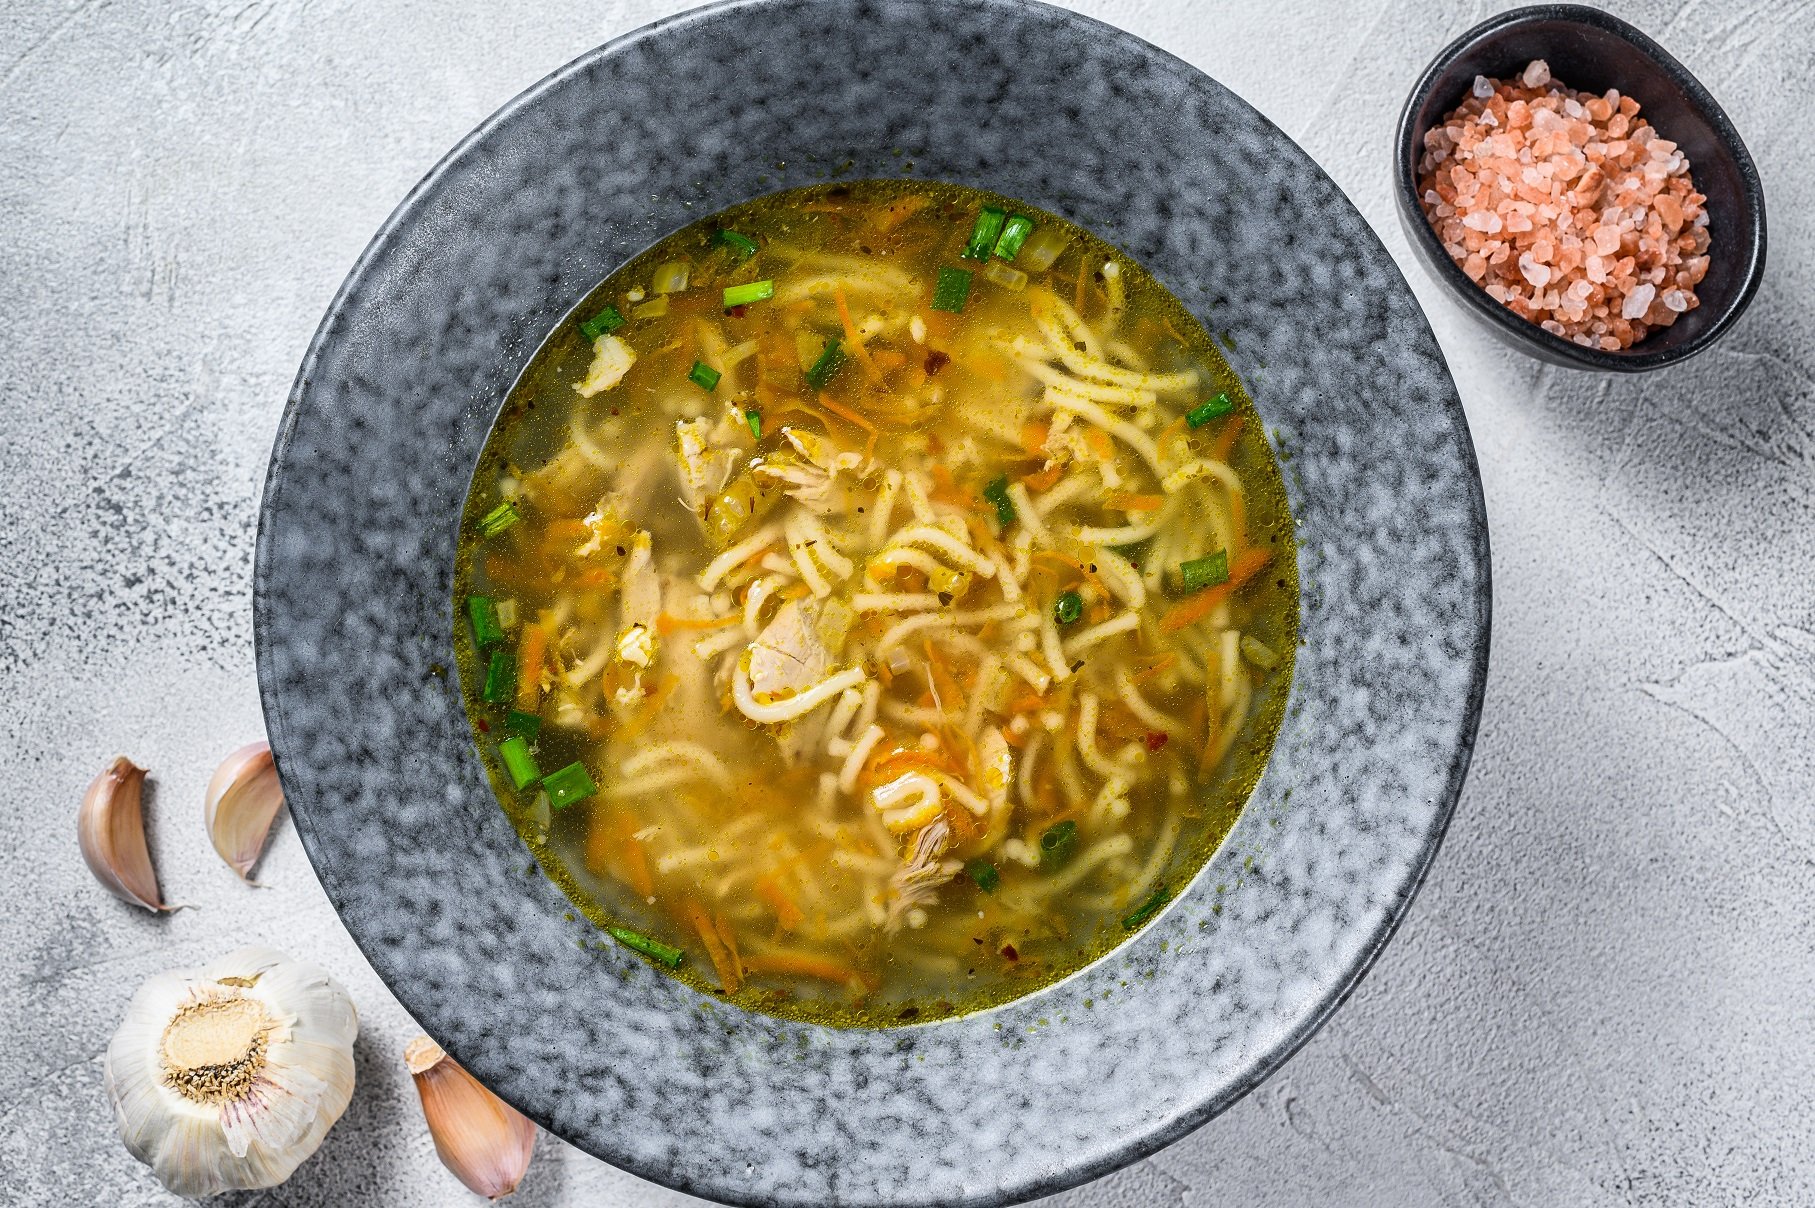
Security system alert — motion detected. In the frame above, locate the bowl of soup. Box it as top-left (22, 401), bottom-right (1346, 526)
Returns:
top-left (254, 0), bottom-right (1489, 1204)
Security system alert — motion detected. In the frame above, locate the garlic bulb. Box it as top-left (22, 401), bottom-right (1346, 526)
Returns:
top-left (406, 1036), bottom-right (537, 1199)
top-left (204, 741), bottom-right (284, 880)
top-left (77, 756), bottom-right (168, 911)
top-left (105, 947), bottom-right (358, 1197)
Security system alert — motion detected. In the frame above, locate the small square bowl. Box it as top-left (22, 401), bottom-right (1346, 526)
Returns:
top-left (1394, 3), bottom-right (1767, 371)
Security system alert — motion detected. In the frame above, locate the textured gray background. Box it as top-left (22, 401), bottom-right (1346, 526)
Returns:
top-left (0, 0), bottom-right (1808, 1205)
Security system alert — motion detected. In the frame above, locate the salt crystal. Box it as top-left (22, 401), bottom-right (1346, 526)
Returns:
top-left (1415, 59), bottom-right (1708, 351)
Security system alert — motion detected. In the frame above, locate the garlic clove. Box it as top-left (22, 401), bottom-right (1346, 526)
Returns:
top-left (406, 1036), bottom-right (537, 1200)
top-left (204, 741), bottom-right (285, 881)
top-left (77, 756), bottom-right (168, 912)
top-left (105, 947), bottom-right (358, 1197)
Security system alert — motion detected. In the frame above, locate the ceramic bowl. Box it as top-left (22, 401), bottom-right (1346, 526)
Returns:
top-left (255, 1), bottom-right (1489, 1203)
top-left (1394, 3), bottom-right (1768, 372)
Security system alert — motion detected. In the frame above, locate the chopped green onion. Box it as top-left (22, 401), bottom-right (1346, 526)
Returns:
top-left (481, 649), bottom-right (516, 704)
top-left (498, 736), bottom-right (540, 790)
top-left (1185, 392), bottom-right (1233, 428)
top-left (688, 361), bottom-right (721, 391)
top-left (981, 259), bottom-right (1028, 291)
top-left (1121, 887), bottom-right (1171, 929)
top-left (578, 305), bottom-right (625, 341)
top-left (1039, 820), bottom-right (1078, 867)
top-left (542, 761), bottom-right (598, 809)
top-left (746, 409), bottom-right (762, 439)
top-left (806, 340), bottom-right (847, 390)
top-left (1240, 634), bottom-right (1281, 670)
top-left (651, 260), bottom-right (691, 294)
top-left (931, 266), bottom-right (972, 313)
top-left (993, 214), bottom-right (1035, 261)
top-left (963, 207), bottom-right (1007, 260)
top-left (723, 279), bottom-right (775, 308)
top-left (966, 859), bottom-right (1000, 893)
top-left (981, 476), bottom-right (1015, 528)
top-left (466, 595), bottom-right (505, 649)
top-left (1052, 590), bottom-right (1084, 626)
top-left (504, 709), bottom-right (542, 738)
top-left (479, 502), bottom-right (520, 537)
top-left (607, 925), bottom-right (684, 969)
top-left (1179, 549), bottom-right (1230, 592)
top-left (714, 228), bottom-right (760, 258)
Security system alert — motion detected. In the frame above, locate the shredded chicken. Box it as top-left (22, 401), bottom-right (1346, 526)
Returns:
top-left (674, 418), bottom-right (741, 513)
top-left (885, 817), bottom-right (958, 932)
top-left (754, 427), bottom-right (870, 514)
top-left (574, 334), bottom-right (636, 397)
top-left (747, 598), bottom-right (832, 698)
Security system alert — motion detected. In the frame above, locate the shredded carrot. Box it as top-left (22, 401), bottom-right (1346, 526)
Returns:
top-left (615, 672), bottom-right (680, 742)
top-left (1210, 413), bottom-right (1245, 462)
top-left (742, 951), bottom-right (878, 991)
top-left (870, 348), bottom-right (908, 371)
top-left (1021, 420), bottom-right (1050, 454)
top-left (573, 566), bottom-right (616, 589)
top-left (515, 622), bottom-right (547, 711)
top-left (1083, 427), bottom-right (1116, 461)
top-left (656, 611), bottom-right (741, 637)
top-left (686, 900), bottom-right (743, 994)
top-left (920, 308), bottom-right (958, 341)
top-left (1159, 548), bottom-right (1272, 633)
top-left (924, 639), bottom-right (965, 714)
top-left (541, 518), bottom-right (590, 555)
top-left (1035, 550), bottom-right (1109, 600)
top-left (833, 286), bottom-right (882, 382)
top-left (1157, 415), bottom-right (1189, 446)
top-left (583, 808), bottom-right (654, 899)
top-left (1022, 463), bottom-right (1064, 492)
top-left (1132, 652), bottom-right (1178, 683)
top-left (1005, 691), bottom-right (1046, 716)
top-left (928, 463), bottom-right (977, 510)
top-left (1106, 491), bottom-right (1165, 512)
top-left (816, 390), bottom-right (879, 458)
top-left (966, 351), bottom-right (1010, 382)
top-left (754, 875), bottom-right (804, 931)
top-left (873, 193), bottom-right (932, 231)
top-left (616, 811), bottom-right (654, 898)
top-left (943, 801), bottom-right (981, 845)
top-left (714, 913), bottom-right (743, 984)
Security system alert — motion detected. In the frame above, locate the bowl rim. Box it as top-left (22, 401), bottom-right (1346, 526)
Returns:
top-left (255, 1), bottom-right (1492, 1202)
top-left (1392, 1), bottom-right (1768, 372)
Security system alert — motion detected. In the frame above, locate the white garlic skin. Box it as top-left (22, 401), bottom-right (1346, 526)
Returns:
top-left (105, 947), bottom-right (358, 1198)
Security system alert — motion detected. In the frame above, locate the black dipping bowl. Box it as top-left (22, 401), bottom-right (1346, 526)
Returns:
top-left (1394, 4), bottom-right (1767, 371)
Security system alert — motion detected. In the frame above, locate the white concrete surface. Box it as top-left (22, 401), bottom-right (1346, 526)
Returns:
top-left (1, 1), bottom-right (1810, 1204)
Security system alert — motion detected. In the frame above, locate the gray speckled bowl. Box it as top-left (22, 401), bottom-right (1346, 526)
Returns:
top-left (254, 1), bottom-right (1490, 1204)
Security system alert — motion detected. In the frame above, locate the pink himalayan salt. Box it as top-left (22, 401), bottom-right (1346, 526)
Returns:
top-left (1417, 59), bottom-right (1711, 349)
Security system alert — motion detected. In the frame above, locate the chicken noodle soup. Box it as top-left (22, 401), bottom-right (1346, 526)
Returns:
top-left (456, 180), bottom-right (1298, 1025)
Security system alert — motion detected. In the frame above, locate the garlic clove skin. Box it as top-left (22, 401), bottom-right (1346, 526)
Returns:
top-left (77, 756), bottom-right (167, 912)
top-left (105, 947), bottom-right (358, 1198)
top-left (406, 1036), bottom-right (537, 1199)
top-left (204, 741), bottom-right (285, 881)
